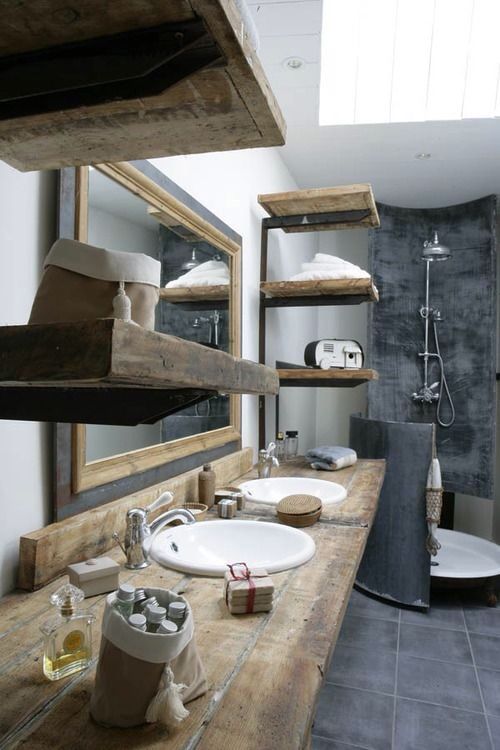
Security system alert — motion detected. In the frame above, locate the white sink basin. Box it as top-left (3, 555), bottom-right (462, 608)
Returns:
top-left (238, 477), bottom-right (347, 506)
top-left (149, 519), bottom-right (316, 577)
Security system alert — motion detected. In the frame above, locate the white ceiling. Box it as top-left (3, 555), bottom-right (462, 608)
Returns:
top-left (248, 0), bottom-right (500, 208)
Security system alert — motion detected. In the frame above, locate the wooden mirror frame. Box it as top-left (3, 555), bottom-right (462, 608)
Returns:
top-left (54, 160), bottom-right (241, 520)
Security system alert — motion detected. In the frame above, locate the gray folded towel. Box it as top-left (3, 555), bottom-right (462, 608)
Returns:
top-left (305, 446), bottom-right (357, 471)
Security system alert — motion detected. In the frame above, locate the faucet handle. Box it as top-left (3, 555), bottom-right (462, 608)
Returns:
top-left (266, 441), bottom-right (276, 456)
top-left (145, 491), bottom-right (174, 515)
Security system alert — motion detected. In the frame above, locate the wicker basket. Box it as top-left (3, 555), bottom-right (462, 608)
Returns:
top-left (276, 494), bottom-right (322, 528)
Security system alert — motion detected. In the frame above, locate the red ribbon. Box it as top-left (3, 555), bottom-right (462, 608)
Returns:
top-left (225, 562), bottom-right (266, 614)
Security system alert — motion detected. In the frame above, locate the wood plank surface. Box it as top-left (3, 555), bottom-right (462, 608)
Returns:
top-left (278, 368), bottom-right (379, 386)
top-left (2, 459), bottom-right (383, 749)
top-left (160, 286), bottom-right (230, 303)
top-left (258, 185), bottom-right (380, 233)
top-left (18, 448), bottom-right (253, 591)
top-left (261, 278), bottom-right (379, 301)
top-left (0, 0), bottom-right (285, 171)
top-left (0, 319), bottom-right (279, 395)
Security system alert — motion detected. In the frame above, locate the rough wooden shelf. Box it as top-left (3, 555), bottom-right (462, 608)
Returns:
top-left (0, 0), bottom-right (285, 171)
top-left (258, 184), bottom-right (380, 233)
top-left (261, 278), bottom-right (379, 307)
top-left (0, 318), bottom-right (278, 424)
top-left (160, 286), bottom-right (229, 303)
top-left (278, 367), bottom-right (379, 388)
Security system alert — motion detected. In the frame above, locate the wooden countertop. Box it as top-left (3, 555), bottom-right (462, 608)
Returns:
top-left (0, 458), bottom-right (384, 750)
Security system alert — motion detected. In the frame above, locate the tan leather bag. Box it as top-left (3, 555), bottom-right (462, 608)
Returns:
top-left (29, 239), bottom-right (161, 330)
top-left (90, 588), bottom-right (207, 730)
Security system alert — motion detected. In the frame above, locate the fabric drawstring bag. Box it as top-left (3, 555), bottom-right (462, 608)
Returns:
top-left (90, 588), bottom-right (207, 729)
top-left (29, 238), bottom-right (161, 330)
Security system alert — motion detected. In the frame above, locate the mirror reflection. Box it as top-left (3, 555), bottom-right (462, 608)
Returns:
top-left (84, 167), bottom-right (231, 463)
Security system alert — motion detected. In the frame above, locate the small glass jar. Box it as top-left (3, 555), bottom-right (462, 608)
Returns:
top-left (285, 430), bottom-right (299, 461)
top-left (275, 432), bottom-right (285, 461)
top-left (114, 583), bottom-right (135, 619)
top-left (168, 601), bottom-right (187, 628)
top-left (133, 588), bottom-right (148, 614)
top-left (158, 619), bottom-right (178, 634)
top-left (138, 595), bottom-right (159, 614)
top-left (128, 613), bottom-right (147, 631)
top-left (146, 605), bottom-right (167, 633)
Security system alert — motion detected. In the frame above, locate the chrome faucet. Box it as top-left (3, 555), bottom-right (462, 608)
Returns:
top-left (258, 442), bottom-right (280, 479)
top-left (113, 492), bottom-right (196, 569)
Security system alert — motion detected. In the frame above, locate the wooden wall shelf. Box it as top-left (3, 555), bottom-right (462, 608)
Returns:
top-left (258, 184), bottom-right (380, 233)
top-left (0, 0), bottom-right (285, 171)
top-left (278, 368), bottom-right (379, 388)
top-left (160, 285), bottom-right (229, 311)
top-left (260, 278), bottom-right (379, 306)
top-left (0, 318), bottom-right (278, 424)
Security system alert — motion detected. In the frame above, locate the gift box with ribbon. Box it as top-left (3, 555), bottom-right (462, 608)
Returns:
top-left (224, 562), bottom-right (274, 615)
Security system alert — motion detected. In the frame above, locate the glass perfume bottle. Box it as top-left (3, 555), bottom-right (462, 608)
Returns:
top-left (40, 583), bottom-right (95, 681)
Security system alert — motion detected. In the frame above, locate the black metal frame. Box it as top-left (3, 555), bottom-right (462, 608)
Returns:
top-left (0, 18), bottom-right (224, 120)
top-left (258, 208), bottom-right (374, 448)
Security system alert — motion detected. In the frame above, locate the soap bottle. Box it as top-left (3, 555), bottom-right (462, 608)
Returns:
top-left (275, 432), bottom-right (285, 461)
top-left (40, 583), bottom-right (95, 681)
top-left (198, 463), bottom-right (216, 507)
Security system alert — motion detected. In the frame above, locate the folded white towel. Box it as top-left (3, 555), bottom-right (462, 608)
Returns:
top-left (289, 253), bottom-right (370, 282)
top-left (290, 269), bottom-right (370, 281)
top-left (166, 260), bottom-right (230, 288)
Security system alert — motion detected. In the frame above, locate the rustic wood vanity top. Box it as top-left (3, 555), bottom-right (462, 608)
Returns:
top-left (0, 459), bottom-right (384, 750)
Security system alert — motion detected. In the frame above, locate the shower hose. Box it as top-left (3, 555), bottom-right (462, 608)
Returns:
top-left (430, 320), bottom-right (456, 428)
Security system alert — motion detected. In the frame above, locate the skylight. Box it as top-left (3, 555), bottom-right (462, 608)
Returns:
top-left (319, 0), bottom-right (500, 126)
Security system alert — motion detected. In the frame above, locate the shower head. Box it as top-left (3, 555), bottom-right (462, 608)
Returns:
top-left (181, 248), bottom-right (200, 272)
top-left (422, 231), bottom-right (451, 261)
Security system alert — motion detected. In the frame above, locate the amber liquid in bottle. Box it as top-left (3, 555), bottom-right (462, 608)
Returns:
top-left (41, 584), bottom-right (95, 681)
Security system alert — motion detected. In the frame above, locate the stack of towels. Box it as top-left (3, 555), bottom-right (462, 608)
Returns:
top-left (165, 259), bottom-right (229, 288)
top-left (305, 446), bottom-right (357, 472)
top-left (289, 253), bottom-right (371, 282)
top-left (224, 564), bottom-right (274, 614)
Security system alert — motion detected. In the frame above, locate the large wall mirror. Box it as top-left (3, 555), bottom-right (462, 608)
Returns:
top-left (55, 161), bottom-right (241, 519)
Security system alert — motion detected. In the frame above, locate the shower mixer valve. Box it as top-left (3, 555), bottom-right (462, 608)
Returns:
top-left (412, 382), bottom-right (440, 403)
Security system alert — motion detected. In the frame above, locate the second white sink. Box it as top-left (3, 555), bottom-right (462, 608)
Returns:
top-left (238, 477), bottom-right (347, 506)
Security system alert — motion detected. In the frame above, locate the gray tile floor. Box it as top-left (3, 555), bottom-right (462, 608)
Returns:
top-left (312, 587), bottom-right (500, 750)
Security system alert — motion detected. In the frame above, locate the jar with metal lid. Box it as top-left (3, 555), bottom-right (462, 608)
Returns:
top-left (146, 605), bottom-right (167, 633)
top-left (158, 619), bottom-right (178, 634)
top-left (168, 601), bottom-right (187, 628)
top-left (133, 588), bottom-right (148, 613)
top-left (114, 584), bottom-right (135, 618)
top-left (138, 595), bottom-right (159, 614)
top-left (285, 430), bottom-right (299, 461)
top-left (128, 613), bottom-right (147, 631)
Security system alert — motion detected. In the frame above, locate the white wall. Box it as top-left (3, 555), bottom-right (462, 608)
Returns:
top-left (0, 163), bottom-right (56, 594)
top-left (150, 149), bottom-right (319, 454)
top-left (314, 229), bottom-right (370, 447)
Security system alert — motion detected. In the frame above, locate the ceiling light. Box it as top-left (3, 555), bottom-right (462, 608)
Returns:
top-left (415, 153), bottom-right (432, 160)
top-left (283, 57), bottom-right (304, 70)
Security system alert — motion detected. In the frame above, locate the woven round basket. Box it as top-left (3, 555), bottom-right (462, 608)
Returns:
top-left (276, 494), bottom-right (322, 527)
top-left (183, 502), bottom-right (208, 520)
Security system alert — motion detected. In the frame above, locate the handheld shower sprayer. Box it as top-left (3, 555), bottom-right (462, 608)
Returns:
top-left (412, 232), bottom-right (456, 428)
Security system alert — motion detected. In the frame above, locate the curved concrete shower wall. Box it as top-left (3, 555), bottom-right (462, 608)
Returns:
top-left (367, 197), bottom-right (497, 499)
